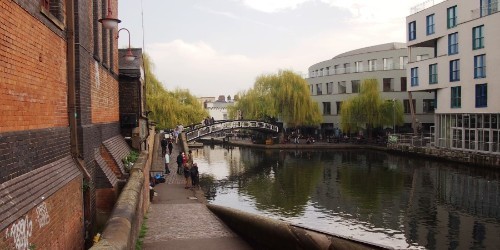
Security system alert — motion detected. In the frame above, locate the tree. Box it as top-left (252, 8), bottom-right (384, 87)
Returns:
top-left (230, 70), bottom-right (322, 127)
top-left (143, 54), bottom-right (207, 129)
top-left (340, 79), bottom-right (403, 137)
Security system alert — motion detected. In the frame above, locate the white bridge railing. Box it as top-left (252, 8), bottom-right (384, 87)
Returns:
top-left (185, 120), bottom-right (279, 142)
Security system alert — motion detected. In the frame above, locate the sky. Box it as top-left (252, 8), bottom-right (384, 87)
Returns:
top-left (118, 0), bottom-right (424, 97)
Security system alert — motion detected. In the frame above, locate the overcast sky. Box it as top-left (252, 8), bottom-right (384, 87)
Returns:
top-left (118, 0), bottom-right (423, 97)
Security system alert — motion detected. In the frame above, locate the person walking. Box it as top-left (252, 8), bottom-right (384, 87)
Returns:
top-left (164, 152), bottom-right (170, 174)
top-left (167, 140), bottom-right (173, 154)
top-left (190, 163), bottom-right (199, 188)
top-left (160, 136), bottom-right (167, 156)
top-left (176, 152), bottom-right (183, 175)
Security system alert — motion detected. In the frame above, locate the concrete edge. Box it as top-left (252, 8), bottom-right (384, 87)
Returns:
top-left (90, 152), bottom-right (148, 250)
top-left (207, 204), bottom-right (389, 250)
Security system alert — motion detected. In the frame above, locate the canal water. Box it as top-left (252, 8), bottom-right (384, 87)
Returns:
top-left (191, 145), bottom-right (500, 249)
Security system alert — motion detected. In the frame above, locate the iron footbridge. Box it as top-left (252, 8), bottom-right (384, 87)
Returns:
top-left (185, 120), bottom-right (279, 142)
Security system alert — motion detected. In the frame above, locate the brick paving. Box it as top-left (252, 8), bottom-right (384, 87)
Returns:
top-left (143, 133), bottom-right (252, 250)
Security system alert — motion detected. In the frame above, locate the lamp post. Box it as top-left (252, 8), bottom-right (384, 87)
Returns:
top-left (98, 0), bottom-right (121, 30)
top-left (117, 28), bottom-right (136, 62)
top-left (392, 98), bottom-right (396, 134)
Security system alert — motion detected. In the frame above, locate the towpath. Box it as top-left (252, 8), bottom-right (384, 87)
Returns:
top-left (142, 133), bottom-right (252, 250)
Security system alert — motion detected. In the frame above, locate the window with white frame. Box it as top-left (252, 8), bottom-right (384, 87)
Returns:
top-left (338, 81), bottom-right (346, 94)
top-left (383, 58), bottom-right (393, 70)
top-left (327, 82), bottom-right (333, 94)
top-left (399, 56), bottom-right (408, 69)
top-left (368, 60), bottom-right (376, 71)
top-left (354, 61), bottom-right (363, 73)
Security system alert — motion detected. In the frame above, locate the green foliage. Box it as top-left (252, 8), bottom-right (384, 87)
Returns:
top-left (143, 54), bottom-right (208, 129)
top-left (122, 150), bottom-right (140, 171)
top-left (135, 216), bottom-right (148, 250)
top-left (230, 70), bottom-right (322, 127)
top-left (340, 79), bottom-right (404, 135)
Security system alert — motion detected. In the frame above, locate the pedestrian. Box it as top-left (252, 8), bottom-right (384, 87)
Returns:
top-left (183, 161), bottom-right (191, 189)
top-left (190, 163), bottom-right (199, 188)
top-left (176, 152), bottom-right (183, 175)
top-left (167, 140), bottom-right (173, 154)
top-left (164, 152), bottom-right (170, 174)
top-left (160, 136), bottom-right (167, 156)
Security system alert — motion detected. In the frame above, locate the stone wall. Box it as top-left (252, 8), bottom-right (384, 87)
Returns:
top-left (387, 144), bottom-right (500, 168)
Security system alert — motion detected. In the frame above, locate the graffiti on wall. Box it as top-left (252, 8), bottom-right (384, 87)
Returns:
top-left (5, 215), bottom-right (33, 250)
top-left (5, 202), bottom-right (51, 250)
top-left (36, 202), bottom-right (50, 229)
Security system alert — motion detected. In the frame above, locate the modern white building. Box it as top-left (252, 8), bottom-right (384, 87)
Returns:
top-left (406, 0), bottom-right (500, 153)
top-left (307, 42), bottom-right (434, 136)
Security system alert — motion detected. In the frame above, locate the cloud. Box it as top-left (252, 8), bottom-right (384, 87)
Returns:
top-left (147, 40), bottom-right (271, 96)
top-left (239, 0), bottom-right (311, 13)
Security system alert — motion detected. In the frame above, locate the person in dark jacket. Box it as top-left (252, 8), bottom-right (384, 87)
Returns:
top-left (167, 140), bottom-right (173, 154)
top-left (190, 163), bottom-right (199, 188)
top-left (160, 136), bottom-right (167, 156)
top-left (176, 152), bottom-right (184, 175)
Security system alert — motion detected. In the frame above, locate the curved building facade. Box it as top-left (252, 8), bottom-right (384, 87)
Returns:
top-left (307, 42), bottom-right (434, 136)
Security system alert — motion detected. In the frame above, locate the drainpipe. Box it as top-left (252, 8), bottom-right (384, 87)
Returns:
top-left (66, 0), bottom-right (91, 245)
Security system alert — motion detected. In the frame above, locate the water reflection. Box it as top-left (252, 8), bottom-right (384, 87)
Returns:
top-left (192, 146), bottom-right (500, 249)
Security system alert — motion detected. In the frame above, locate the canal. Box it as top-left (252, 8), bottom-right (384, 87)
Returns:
top-left (191, 145), bottom-right (500, 249)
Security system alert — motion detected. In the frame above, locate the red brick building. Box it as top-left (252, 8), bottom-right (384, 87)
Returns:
top-left (0, 0), bottom-right (134, 248)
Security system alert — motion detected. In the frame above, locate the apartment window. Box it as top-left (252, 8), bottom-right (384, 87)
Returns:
top-left (448, 32), bottom-right (458, 55)
top-left (481, 0), bottom-right (498, 16)
top-left (399, 56), bottom-right (408, 69)
top-left (336, 102), bottom-right (342, 115)
top-left (323, 102), bottom-right (331, 115)
top-left (474, 54), bottom-right (486, 78)
top-left (351, 80), bottom-right (360, 93)
top-left (310, 84), bottom-right (314, 95)
top-left (383, 58), bottom-right (393, 70)
top-left (343, 63), bottom-right (350, 73)
top-left (383, 78), bottom-right (394, 92)
top-left (476, 84), bottom-right (488, 108)
top-left (368, 60), bottom-right (376, 71)
top-left (327, 82), bottom-right (333, 94)
top-left (473, 25), bottom-right (484, 50)
top-left (426, 14), bottom-right (435, 35)
top-left (333, 65), bottom-right (339, 74)
top-left (447, 6), bottom-right (457, 29)
top-left (354, 61), bottom-right (363, 73)
top-left (338, 81), bottom-right (346, 94)
top-left (423, 99), bottom-right (435, 113)
top-left (325, 67), bottom-right (330, 76)
top-left (411, 67), bottom-right (419, 86)
top-left (451, 86), bottom-right (461, 108)
top-left (408, 21), bottom-right (416, 40)
top-left (401, 77), bottom-right (407, 92)
top-left (450, 60), bottom-right (460, 82)
top-left (416, 54), bottom-right (429, 61)
top-left (429, 64), bottom-right (438, 84)
top-left (403, 100), bottom-right (416, 114)
top-left (316, 83), bottom-right (323, 95)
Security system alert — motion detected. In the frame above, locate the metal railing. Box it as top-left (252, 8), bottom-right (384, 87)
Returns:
top-left (388, 133), bottom-right (434, 147)
top-left (410, 0), bottom-right (445, 14)
top-left (185, 120), bottom-right (279, 142)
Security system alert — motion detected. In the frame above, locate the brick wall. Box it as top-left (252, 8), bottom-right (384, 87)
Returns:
top-left (91, 63), bottom-right (120, 123)
top-left (0, 0), bottom-right (68, 133)
top-left (0, 178), bottom-right (83, 250)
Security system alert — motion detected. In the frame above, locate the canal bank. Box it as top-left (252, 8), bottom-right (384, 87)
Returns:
top-left (203, 138), bottom-right (500, 169)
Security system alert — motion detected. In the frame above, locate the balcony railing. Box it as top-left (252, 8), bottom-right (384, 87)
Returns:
top-left (410, 0), bottom-right (445, 14)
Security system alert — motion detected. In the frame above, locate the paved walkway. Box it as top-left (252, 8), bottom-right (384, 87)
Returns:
top-left (143, 133), bottom-right (252, 250)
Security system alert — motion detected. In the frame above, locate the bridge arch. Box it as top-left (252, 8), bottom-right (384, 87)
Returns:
top-left (185, 120), bottom-right (279, 142)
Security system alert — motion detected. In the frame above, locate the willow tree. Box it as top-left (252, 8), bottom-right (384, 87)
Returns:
top-left (230, 70), bottom-right (322, 127)
top-left (340, 79), bottom-right (403, 137)
top-left (143, 54), bottom-right (207, 129)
